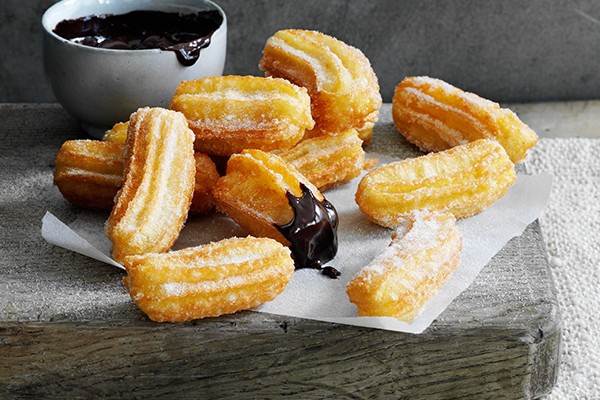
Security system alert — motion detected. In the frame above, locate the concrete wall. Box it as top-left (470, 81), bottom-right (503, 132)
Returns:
top-left (2, 0), bottom-right (600, 103)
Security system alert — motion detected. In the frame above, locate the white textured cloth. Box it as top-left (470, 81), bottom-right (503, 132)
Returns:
top-left (528, 138), bottom-right (600, 398)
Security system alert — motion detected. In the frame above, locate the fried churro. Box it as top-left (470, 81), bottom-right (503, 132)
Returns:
top-left (190, 152), bottom-right (220, 215)
top-left (260, 29), bottom-right (381, 138)
top-left (212, 149), bottom-right (338, 270)
top-left (275, 128), bottom-right (365, 191)
top-left (356, 139), bottom-right (516, 227)
top-left (54, 140), bottom-right (218, 215)
top-left (392, 76), bottom-right (538, 163)
top-left (105, 107), bottom-right (195, 262)
top-left (102, 121), bottom-right (129, 144)
top-left (54, 140), bottom-right (123, 210)
top-left (170, 75), bottom-right (314, 156)
top-left (123, 236), bottom-right (295, 322)
top-left (347, 211), bottom-right (462, 321)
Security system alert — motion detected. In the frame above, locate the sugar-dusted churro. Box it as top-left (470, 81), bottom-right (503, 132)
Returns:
top-left (355, 139), bottom-right (516, 227)
top-left (102, 121), bottom-right (129, 144)
top-left (355, 115), bottom-right (377, 145)
top-left (123, 236), bottom-right (295, 322)
top-left (54, 140), bottom-right (123, 210)
top-left (212, 149), bottom-right (338, 270)
top-left (190, 152), bottom-right (220, 215)
top-left (54, 140), bottom-right (218, 215)
top-left (274, 128), bottom-right (365, 191)
top-left (347, 211), bottom-right (462, 321)
top-left (259, 29), bottom-right (381, 138)
top-left (105, 107), bottom-right (195, 262)
top-left (392, 76), bottom-right (538, 163)
top-left (170, 75), bottom-right (314, 156)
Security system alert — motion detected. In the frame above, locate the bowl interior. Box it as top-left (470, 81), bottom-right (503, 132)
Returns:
top-left (43, 0), bottom-right (226, 42)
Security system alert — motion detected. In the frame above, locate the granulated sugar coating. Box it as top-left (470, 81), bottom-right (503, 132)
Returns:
top-left (528, 138), bottom-right (600, 399)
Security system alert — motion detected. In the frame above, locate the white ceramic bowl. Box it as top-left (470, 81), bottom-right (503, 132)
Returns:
top-left (42, 0), bottom-right (227, 137)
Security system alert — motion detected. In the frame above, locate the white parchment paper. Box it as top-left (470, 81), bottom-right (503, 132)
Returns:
top-left (41, 155), bottom-right (552, 333)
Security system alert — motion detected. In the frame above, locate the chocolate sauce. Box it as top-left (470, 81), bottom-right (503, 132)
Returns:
top-left (276, 183), bottom-right (340, 278)
top-left (321, 266), bottom-right (341, 279)
top-left (53, 10), bottom-right (223, 66)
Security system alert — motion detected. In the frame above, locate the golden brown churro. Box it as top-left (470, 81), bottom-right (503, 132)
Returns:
top-left (212, 149), bottom-right (338, 270)
top-left (170, 75), bottom-right (314, 156)
top-left (260, 29), bottom-right (381, 139)
top-left (355, 139), bottom-right (516, 228)
top-left (347, 211), bottom-right (462, 321)
top-left (54, 140), bottom-right (123, 210)
top-left (392, 76), bottom-right (538, 163)
top-left (105, 107), bottom-right (195, 262)
top-left (102, 121), bottom-right (129, 144)
top-left (190, 152), bottom-right (220, 215)
top-left (54, 140), bottom-right (219, 215)
top-left (275, 128), bottom-right (365, 191)
top-left (123, 236), bottom-right (295, 322)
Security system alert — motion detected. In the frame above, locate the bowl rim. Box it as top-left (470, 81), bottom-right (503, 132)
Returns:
top-left (41, 0), bottom-right (227, 55)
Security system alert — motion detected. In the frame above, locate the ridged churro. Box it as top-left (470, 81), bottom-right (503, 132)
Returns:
top-left (170, 75), bottom-right (314, 156)
top-left (212, 149), bottom-right (338, 270)
top-left (355, 115), bottom-right (377, 145)
top-left (259, 29), bottom-right (381, 138)
top-left (274, 128), bottom-right (365, 191)
top-left (54, 140), bottom-right (123, 210)
top-left (105, 107), bottom-right (195, 262)
top-left (123, 236), bottom-right (295, 322)
top-left (356, 139), bottom-right (516, 227)
top-left (347, 211), bottom-right (462, 321)
top-left (54, 140), bottom-right (218, 215)
top-left (191, 152), bottom-right (220, 215)
top-left (392, 76), bottom-right (538, 163)
top-left (102, 121), bottom-right (129, 144)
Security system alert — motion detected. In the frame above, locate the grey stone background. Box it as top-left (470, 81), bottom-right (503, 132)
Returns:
top-left (1, 0), bottom-right (600, 103)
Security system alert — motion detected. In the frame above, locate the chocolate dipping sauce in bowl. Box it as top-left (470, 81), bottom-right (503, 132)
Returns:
top-left (42, 0), bottom-right (227, 137)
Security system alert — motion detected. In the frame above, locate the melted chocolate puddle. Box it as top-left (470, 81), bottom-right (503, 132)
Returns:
top-left (276, 183), bottom-right (341, 279)
top-left (53, 10), bottom-right (223, 66)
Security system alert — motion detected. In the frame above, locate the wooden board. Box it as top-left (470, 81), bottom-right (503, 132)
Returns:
top-left (0, 104), bottom-right (561, 399)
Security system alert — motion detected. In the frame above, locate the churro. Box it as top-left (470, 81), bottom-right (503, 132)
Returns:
top-left (54, 140), bottom-right (123, 210)
top-left (347, 211), bottom-right (462, 321)
top-left (259, 29), bottom-right (381, 138)
top-left (275, 128), bottom-right (365, 191)
top-left (102, 121), bottom-right (129, 144)
top-left (170, 75), bottom-right (314, 156)
top-left (123, 236), bottom-right (295, 322)
top-left (105, 107), bottom-right (195, 262)
top-left (355, 139), bottom-right (516, 227)
top-left (54, 140), bottom-right (218, 215)
top-left (392, 76), bottom-right (538, 163)
top-left (190, 152), bottom-right (220, 215)
top-left (212, 149), bottom-right (338, 270)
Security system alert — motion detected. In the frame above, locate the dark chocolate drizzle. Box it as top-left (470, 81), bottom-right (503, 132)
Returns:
top-left (321, 266), bottom-right (341, 279)
top-left (53, 10), bottom-right (223, 66)
top-left (276, 183), bottom-right (340, 278)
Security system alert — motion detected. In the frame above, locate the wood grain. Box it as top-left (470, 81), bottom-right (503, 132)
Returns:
top-left (0, 104), bottom-right (561, 399)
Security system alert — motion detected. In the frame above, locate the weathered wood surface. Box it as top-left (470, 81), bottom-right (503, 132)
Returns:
top-left (0, 104), bottom-right (561, 399)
